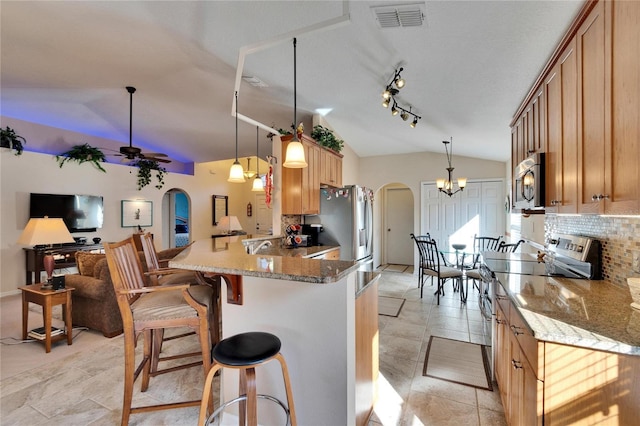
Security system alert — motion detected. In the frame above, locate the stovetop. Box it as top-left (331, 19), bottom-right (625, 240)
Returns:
top-left (480, 234), bottom-right (601, 280)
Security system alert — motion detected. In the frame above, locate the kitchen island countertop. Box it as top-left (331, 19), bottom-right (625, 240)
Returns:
top-left (170, 239), bottom-right (357, 284)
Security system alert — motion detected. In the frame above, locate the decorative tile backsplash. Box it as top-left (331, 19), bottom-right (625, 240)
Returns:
top-left (546, 215), bottom-right (640, 288)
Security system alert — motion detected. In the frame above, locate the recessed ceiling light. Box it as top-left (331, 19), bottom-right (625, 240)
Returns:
top-left (315, 108), bottom-right (333, 116)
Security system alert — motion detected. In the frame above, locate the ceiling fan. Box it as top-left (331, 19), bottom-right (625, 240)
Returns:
top-left (116, 86), bottom-right (171, 164)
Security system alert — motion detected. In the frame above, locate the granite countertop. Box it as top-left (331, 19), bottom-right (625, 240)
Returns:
top-left (170, 239), bottom-right (357, 284)
top-left (251, 244), bottom-right (340, 259)
top-left (495, 272), bottom-right (640, 356)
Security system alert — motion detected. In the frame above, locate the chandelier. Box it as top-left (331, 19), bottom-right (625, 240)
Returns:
top-left (436, 137), bottom-right (467, 197)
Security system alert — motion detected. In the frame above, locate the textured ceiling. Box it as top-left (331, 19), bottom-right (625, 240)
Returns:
top-left (1, 1), bottom-right (584, 164)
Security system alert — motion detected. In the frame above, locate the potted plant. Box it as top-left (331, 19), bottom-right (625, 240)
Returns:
top-left (311, 125), bottom-right (344, 153)
top-left (0, 126), bottom-right (26, 155)
top-left (134, 158), bottom-right (167, 190)
top-left (56, 143), bottom-right (107, 172)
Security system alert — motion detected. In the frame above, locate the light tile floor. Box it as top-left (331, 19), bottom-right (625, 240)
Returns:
top-left (0, 268), bottom-right (505, 425)
top-left (370, 266), bottom-right (506, 426)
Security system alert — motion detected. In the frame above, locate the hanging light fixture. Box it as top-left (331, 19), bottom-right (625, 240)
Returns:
top-left (228, 91), bottom-right (246, 183)
top-left (243, 158), bottom-right (256, 179)
top-left (436, 137), bottom-right (467, 197)
top-left (283, 37), bottom-right (308, 168)
top-left (252, 126), bottom-right (264, 192)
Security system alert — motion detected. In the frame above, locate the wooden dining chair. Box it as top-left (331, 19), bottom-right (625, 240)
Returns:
top-left (104, 236), bottom-right (215, 425)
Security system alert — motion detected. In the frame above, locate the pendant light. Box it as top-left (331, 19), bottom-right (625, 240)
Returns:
top-left (228, 91), bottom-right (246, 183)
top-left (283, 37), bottom-right (308, 168)
top-left (252, 126), bottom-right (264, 191)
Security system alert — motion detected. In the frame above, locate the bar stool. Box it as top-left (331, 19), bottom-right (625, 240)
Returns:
top-left (198, 332), bottom-right (297, 426)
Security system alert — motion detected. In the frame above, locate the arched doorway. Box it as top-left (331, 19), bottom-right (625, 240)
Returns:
top-left (162, 188), bottom-right (190, 249)
top-left (377, 183), bottom-right (414, 268)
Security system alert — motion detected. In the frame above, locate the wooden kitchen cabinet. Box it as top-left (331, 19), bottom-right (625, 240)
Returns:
top-left (514, 0), bottom-right (639, 215)
top-left (355, 278), bottom-right (379, 426)
top-left (320, 148), bottom-right (342, 188)
top-left (495, 293), bottom-right (543, 426)
top-left (578, 0), bottom-right (639, 214)
top-left (281, 134), bottom-right (320, 215)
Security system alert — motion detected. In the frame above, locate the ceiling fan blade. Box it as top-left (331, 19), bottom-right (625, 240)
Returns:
top-left (147, 156), bottom-right (172, 164)
top-left (141, 152), bottom-right (168, 157)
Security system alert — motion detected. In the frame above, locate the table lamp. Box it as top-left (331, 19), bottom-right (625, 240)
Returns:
top-left (17, 217), bottom-right (75, 288)
top-left (217, 215), bottom-right (243, 235)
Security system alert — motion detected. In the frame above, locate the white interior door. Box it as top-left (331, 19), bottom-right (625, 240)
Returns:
top-left (384, 187), bottom-right (414, 265)
top-left (255, 193), bottom-right (272, 235)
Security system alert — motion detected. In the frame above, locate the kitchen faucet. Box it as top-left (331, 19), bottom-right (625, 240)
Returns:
top-left (248, 239), bottom-right (273, 254)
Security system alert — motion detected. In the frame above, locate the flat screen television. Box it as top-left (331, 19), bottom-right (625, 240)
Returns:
top-left (29, 193), bottom-right (104, 233)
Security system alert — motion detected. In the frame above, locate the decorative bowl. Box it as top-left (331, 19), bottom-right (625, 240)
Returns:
top-left (451, 244), bottom-right (466, 251)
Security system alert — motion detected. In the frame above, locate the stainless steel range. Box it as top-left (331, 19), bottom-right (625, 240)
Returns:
top-left (477, 234), bottom-right (602, 380)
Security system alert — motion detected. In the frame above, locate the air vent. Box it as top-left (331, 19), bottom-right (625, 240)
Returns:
top-left (372, 3), bottom-right (426, 28)
top-left (242, 76), bottom-right (268, 88)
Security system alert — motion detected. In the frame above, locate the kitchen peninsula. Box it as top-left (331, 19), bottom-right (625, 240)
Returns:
top-left (170, 238), bottom-right (379, 426)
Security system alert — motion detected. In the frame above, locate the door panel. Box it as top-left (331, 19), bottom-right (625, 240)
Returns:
top-left (385, 187), bottom-right (413, 265)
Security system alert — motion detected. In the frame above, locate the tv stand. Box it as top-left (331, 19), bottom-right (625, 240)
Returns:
top-left (23, 243), bottom-right (103, 284)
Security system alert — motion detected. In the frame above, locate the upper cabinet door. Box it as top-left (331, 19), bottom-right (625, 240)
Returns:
top-left (605, 0), bottom-right (640, 214)
top-left (577, 0), bottom-right (608, 214)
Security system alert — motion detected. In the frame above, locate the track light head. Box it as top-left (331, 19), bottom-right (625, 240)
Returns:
top-left (391, 105), bottom-right (398, 116)
top-left (400, 111), bottom-right (409, 121)
top-left (410, 117), bottom-right (418, 128)
top-left (395, 77), bottom-right (405, 89)
top-left (382, 98), bottom-right (390, 108)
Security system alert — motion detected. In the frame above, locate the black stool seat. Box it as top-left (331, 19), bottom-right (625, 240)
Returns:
top-left (212, 332), bottom-right (281, 366)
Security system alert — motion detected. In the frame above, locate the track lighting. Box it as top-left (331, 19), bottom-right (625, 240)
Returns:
top-left (380, 66), bottom-right (421, 128)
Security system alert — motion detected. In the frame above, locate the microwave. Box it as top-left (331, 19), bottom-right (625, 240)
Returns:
top-left (514, 153), bottom-right (545, 210)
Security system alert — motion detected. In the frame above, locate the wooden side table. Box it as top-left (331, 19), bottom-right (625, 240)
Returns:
top-left (20, 284), bottom-right (74, 353)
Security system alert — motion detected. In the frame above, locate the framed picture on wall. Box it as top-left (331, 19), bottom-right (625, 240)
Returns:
top-left (121, 200), bottom-right (153, 228)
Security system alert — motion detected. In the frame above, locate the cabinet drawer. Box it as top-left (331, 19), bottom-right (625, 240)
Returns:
top-left (509, 308), bottom-right (540, 378)
top-left (495, 283), bottom-right (511, 319)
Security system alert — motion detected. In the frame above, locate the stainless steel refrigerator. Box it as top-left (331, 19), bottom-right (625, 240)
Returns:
top-left (306, 185), bottom-right (374, 269)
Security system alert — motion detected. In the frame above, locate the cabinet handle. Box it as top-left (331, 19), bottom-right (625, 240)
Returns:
top-left (510, 325), bottom-right (524, 336)
top-left (550, 200), bottom-right (559, 206)
top-left (512, 359), bottom-right (523, 370)
top-left (592, 194), bottom-right (611, 201)
top-left (496, 295), bottom-right (508, 301)
top-left (496, 318), bottom-right (505, 325)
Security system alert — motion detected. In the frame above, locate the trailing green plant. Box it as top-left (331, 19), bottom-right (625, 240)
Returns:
top-left (0, 126), bottom-right (26, 155)
top-left (311, 125), bottom-right (344, 152)
top-left (134, 158), bottom-right (167, 190)
top-left (56, 143), bottom-right (107, 172)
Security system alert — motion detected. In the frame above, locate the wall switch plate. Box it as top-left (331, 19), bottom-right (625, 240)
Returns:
top-left (633, 251), bottom-right (640, 273)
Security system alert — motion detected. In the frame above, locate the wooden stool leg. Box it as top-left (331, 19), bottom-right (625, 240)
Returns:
top-left (141, 329), bottom-right (153, 391)
top-left (245, 368), bottom-right (257, 426)
top-left (121, 331), bottom-right (137, 426)
top-left (198, 363), bottom-right (223, 425)
top-left (275, 353), bottom-right (297, 426)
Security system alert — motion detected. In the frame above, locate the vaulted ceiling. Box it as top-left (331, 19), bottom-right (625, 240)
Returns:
top-left (1, 1), bottom-right (583, 164)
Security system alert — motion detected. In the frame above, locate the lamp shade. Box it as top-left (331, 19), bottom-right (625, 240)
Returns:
top-left (228, 160), bottom-right (246, 183)
top-left (17, 217), bottom-right (75, 246)
top-left (283, 140), bottom-right (308, 168)
top-left (252, 175), bottom-right (264, 191)
top-left (217, 215), bottom-right (243, 233)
